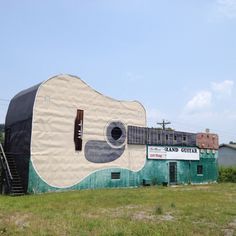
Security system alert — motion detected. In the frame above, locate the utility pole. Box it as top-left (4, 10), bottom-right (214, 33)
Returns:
top-left (157, 119), bottom-right (171, 130)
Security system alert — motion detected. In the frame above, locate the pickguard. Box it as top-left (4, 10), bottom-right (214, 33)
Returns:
top-left (85, 140), bottom-right (125, 163)
top-left (84, 121), bottom-right (126, 163)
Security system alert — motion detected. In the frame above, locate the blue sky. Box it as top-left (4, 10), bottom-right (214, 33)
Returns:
top-left (0, 0), bottom-right (236, 143)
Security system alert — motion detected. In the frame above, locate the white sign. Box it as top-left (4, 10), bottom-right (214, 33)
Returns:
top-left (148, 146), bottom-right (200, 160)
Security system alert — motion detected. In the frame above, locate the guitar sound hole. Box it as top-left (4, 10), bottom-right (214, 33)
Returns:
top-left (106, 121), bottom-right (126, 147)
top-left (111, 127), bottom-right (122, 140)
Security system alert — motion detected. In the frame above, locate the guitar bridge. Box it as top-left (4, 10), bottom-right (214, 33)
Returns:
top-left (74, 109), bottom-right (84, 151)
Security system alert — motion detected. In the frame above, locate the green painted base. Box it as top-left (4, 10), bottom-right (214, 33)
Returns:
top-left (27, 150), bottom-right (219, 194)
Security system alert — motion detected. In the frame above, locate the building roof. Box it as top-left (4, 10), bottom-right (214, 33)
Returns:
top-left (219, 144), bottom-right (236, 150)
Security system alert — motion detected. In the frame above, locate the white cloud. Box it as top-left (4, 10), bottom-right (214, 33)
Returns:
top-left (185, 91), bottom-right (212, 113)
top-left (217, 0), bottom-right (236, 18)
top-left (184, 80), bottom-right (234, 114)
top-left (180, 79), bottom-right (236, 143)
top-left (211, 80), bottom-right (234, 97)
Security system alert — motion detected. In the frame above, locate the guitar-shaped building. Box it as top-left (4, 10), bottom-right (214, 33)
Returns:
top-left (2, 74), bottom-right (219, 194)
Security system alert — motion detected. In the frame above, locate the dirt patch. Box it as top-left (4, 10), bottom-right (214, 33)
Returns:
top-left (103, 205), bottom-right (141, 217)
top-left (82, 205), bottom-right (141, 219)
top-left (222, 218), bottom-right (236, 236)
top-left (132, 211), bottom-right (155, 221)
top-left (222, 229), bottom-right (234, 236)
top-left (228, 219), bottom-right (236, 228)
top-left (81, 213), bottom-right (100, 219)
top-left (9, 213), bottom-right (31, 229)
top-left (159, 213), bottom-right (174, 221)
top-left (83, 205), bottom-right (175, 223)
top-left (132, 211), bottom-right (175, 222)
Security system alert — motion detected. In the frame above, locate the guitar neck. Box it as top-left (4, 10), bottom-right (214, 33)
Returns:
top-left (127, 126), bottom-right (219, 150)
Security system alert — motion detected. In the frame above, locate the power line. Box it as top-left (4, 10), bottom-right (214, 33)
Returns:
top-left (157, 119), bottom-right (171, 130)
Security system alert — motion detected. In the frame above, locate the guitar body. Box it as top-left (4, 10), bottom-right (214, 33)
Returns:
top-left (31, 75), bottom-right (146, 188)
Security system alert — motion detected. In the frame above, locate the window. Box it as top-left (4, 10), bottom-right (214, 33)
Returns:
top-left (166, 135), bottom-right (168, 141)
top-left (111, 172), bottom-right (120, 179)
top-left (197, 165), bottom-right (203, 175)
top-left (183, 136), bottom-right (187, 142)
top-left (158, 133), bottom-right (161, 140)
top-left (174, 135), bottom-right (177, 141)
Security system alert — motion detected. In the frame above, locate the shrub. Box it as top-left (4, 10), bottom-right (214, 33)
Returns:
top-left (218, 166), bottom-right (236, 183)
top-left (155, 205), bottom-right (163, 215)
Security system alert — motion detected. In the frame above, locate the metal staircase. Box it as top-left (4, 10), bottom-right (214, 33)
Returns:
top-left (0, 143), bottom-right (24, 196)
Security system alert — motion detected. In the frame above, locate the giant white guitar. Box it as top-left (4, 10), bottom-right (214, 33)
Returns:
top-left (31, 74), bottom-right (147, 188)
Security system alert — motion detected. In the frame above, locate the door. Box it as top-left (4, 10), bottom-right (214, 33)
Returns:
top-left (169, 162), bottom-right (177, 184)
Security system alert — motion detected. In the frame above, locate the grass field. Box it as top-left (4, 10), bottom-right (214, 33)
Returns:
top-left (0, 183), bottom-right (235, 236)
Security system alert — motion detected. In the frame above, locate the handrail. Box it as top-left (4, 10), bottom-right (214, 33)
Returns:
top-left (0, 143), bottom-right (13, 180)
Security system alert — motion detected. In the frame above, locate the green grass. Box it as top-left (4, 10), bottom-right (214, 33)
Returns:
top-left (0, 183), bottom-right (236, 235)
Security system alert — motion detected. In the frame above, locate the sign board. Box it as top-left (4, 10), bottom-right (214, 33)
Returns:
top-left (148, 146), bottom-right (200, 160)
